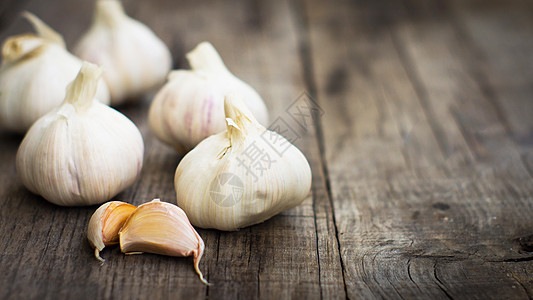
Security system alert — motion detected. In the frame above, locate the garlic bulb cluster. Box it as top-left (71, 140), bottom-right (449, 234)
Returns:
top-left (0, 12), bottom-right (110, 133)
top-left (149, 42), bottom-right (269, 153)
top-left (74, 0), bottom-right (172, 105)
top-left (174, 93), bottom-right (311, 231)
top-left (87, 201), bottom-right (137, 262)
top-left (119, 199), bottom-right (209, 285)
top-left (16, 62), bottom-right (144, 206)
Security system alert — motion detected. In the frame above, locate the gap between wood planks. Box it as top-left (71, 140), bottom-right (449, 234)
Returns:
top-left (289, 0), bottom-right (349, 298)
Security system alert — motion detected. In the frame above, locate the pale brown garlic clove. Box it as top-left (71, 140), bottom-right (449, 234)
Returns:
top-left (87, 201), bottom-right (137, 262)
top-left (119, 199), bottom-right (209, 285)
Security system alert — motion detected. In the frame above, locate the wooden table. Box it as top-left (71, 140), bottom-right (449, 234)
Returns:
top-left (1, 0), bottom-right (532, 299)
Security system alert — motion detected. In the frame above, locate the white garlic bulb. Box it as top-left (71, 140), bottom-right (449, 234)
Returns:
top-left (16, 62), bottom-right (144, 206)
top-left (149, 42), bottom-right (269, 153)
top-left (0, 12), bottom-right (110, 133)
top-left (74, 0), bottom-right (172, 105)
top-left (174, 93), bottom-right (311, 231)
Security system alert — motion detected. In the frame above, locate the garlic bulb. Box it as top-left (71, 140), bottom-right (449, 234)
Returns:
top-left (148, 42), bottom-right (269, 153)
top-left (87, 201), bottom-right (137, 262)
top-left (174, 93), bottom-right (311, 231)
top-left (16, 62), bottom-right (144, 206)
top-left (0, 12), bottom-right (110, 133)
top-left (74, 0), bottom-right (172, 105)
top-left (119, 199), bottom-right (209, 285)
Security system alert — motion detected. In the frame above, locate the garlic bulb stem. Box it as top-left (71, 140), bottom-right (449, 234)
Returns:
top-left (2, 12), bottom-right (64, 63)
top-left (94, 0), bottom-right (126, 27)
top-left (224, 93), bottom-right (259, 146)
top-left (1, 35), bottom-right (41, 63)
top-left (65, 63), bottom-right (102, 112)
top-left (22, 11), bottom-right (65, 47)
top-left (186, 42), bottom-right (229, 74)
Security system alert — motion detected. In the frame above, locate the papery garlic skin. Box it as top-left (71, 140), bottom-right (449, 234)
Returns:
top-left (87, 201), bottom-right (137, 262)
top-left (74, 0), bottom-right (172, 105)
top-left (174, 93), bottom-right (311, 231)
top-left (0, 12), bottom-right (110, 133)
top-left (148, 42), bottom-right (269, 153)
top-left (16, 62), bottom-right (144, 206)
top-left (119, 198), bottom-right (209, 285)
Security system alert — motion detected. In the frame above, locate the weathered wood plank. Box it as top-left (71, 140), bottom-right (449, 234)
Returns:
top-left (395, 0), bottom-right (533, 293)
top-left (448, 0), bottom-right (533, 147)
top-left (300, 0), bottom-right (454, 298)
top-left (0, 0), bottom-right (343, 298)
top-left (2, 0), bottom-right (533, 298)
top-left (302, 0), bottom-right (533, 298)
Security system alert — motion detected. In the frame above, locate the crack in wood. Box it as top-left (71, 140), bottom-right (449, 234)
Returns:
top-left (312, 189), bottom-right (323, 300)
top-left (488, 256), bottom-right (533, 263)
top-left (290, 0), bottom-right (348, 298)
top-left (511, 274), bottom-right (533, 300)
top-left (433, 261), bottom-right (454, 300)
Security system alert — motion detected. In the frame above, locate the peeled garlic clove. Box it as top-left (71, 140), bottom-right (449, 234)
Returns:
top-left (119, 199), bottom-right (209, 285)
top-left (174, 93), bottom-right (311, 231)
top-left (87, 201), bottom-right (137, 262)
top-left (148, 41), bottom-right (269, 153)
top-left (16, 62), bottom-right (144, 206)
top-left (0, 12), bottom-right (110, 133)
top-left (74, 0), bottom-right (172, 105)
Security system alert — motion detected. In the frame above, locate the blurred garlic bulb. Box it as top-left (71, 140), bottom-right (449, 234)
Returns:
top-left (119, 199), bottom-right (209, 285)
top-left (16, 62), bottom-right (144, 206)
top-left (0, 12), bottom-right (110, 133)
top-left (87, 201), bottom-right (137, 262)
top-left (174, 93), bottom-right (311, 231)
top-left (149, 41), bottom-right (269, 153)
top-left (74, 0), bottom-right (172, 105)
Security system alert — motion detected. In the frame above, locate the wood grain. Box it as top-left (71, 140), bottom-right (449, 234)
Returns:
top-left (0, 0), bottom-right (532, 299)
top-left (301, 0), bottom-right (533, 298)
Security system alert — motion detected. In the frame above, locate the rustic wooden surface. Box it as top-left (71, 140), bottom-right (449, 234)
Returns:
top-left (0, 0), bottom-right (532, 299)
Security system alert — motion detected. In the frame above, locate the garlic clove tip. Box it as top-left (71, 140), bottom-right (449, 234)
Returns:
top-left (95, 248), bottom-right (105, 263)
top-left (194, 255), bottom-right (211, 285)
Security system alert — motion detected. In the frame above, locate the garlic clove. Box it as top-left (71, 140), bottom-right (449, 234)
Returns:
top-left (87, 201), bottom-right (137, 262)
top-left (119, 199), bottom-right (209, 285)
top-left (74, 0), bottom-right (172, 105)
top-left (16, 62), bottom-right (144, 206)
top-left (0, 12), bottom-right (110, 133)
top-left (148, 41), bottom-right (269, 153)
top-left (174, 93), bottom-right (312, 231)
